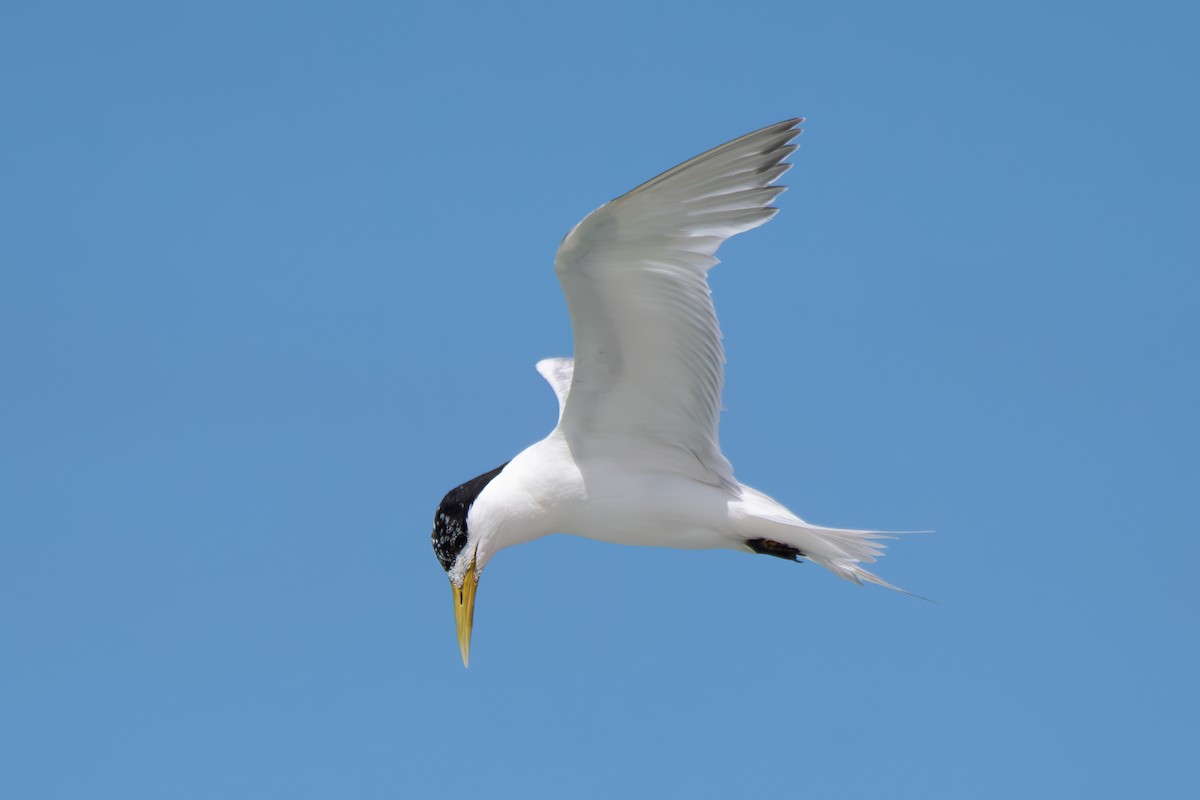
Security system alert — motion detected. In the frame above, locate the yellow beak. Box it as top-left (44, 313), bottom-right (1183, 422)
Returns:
top-left (451, 561), bottom-right (478, 668)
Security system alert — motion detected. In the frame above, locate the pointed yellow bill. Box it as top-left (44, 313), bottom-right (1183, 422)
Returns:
top-left (451, 561), bottom-right (478, 667)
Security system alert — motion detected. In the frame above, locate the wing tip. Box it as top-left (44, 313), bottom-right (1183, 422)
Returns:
top-left (766, 117), bottom-right (805, 135)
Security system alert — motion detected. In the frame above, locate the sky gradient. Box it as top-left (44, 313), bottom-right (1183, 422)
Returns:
top-left (3, 1), bottom-right (1198, 797)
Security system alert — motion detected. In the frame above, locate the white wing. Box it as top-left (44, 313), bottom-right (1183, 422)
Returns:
top-left (553, 119), bottom-right (802, 486)
top-left (535, 357), bottom-right (574, 423)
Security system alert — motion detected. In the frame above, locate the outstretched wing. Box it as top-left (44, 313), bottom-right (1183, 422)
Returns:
top-left (535, 357), bottom-right (574, 423)
top-left (553, 119), bottom-right (802, 486)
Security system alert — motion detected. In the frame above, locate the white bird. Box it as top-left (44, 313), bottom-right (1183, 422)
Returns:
top-left (431, 119), bottom-right (906, 666)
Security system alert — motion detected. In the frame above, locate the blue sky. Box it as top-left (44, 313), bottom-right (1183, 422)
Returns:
top-left (3, 1), bottom-right (1198, 797)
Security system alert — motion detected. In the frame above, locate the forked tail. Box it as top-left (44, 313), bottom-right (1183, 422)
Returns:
top-left (736, 486), bottom-right (918, 596)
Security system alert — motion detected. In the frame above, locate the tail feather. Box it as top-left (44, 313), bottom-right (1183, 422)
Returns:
top-left (735, 485), bottom-right (921, 596)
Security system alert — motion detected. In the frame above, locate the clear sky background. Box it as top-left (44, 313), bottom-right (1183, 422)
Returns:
top-left (3, 1), bottom-right (1198, 798)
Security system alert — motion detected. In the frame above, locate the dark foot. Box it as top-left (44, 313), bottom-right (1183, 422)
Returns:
top-left (745, 538), bottom-right (806, 562)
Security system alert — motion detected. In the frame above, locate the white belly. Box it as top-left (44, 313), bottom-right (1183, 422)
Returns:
top-left (470, 432), bottom-right (748, 575)
top-left (553, 455), bottom-right (742, 550)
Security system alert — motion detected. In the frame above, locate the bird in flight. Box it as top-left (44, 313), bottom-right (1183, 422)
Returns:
top-left (432, 119), bottom-right (906, 666)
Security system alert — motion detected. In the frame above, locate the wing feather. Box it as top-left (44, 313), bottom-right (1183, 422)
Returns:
top-left (535, 357), bottom-right (574, 423)
top-left (553, 119), bottom-right (803, 486)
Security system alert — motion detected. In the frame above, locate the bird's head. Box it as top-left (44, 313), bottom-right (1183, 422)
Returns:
top-left (431, 462), bottom-right (508, 667)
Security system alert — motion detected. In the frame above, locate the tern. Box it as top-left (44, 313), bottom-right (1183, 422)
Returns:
top-left (432, 119), bottom-right (905, 666)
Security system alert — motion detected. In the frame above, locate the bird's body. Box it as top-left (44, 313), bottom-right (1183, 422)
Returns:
top-left (469, 429), bottom-right (738, 567)
top-left (462, 379), bottom-right (896, 586)
top-left (432, 119), bottom-right (906, 664)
